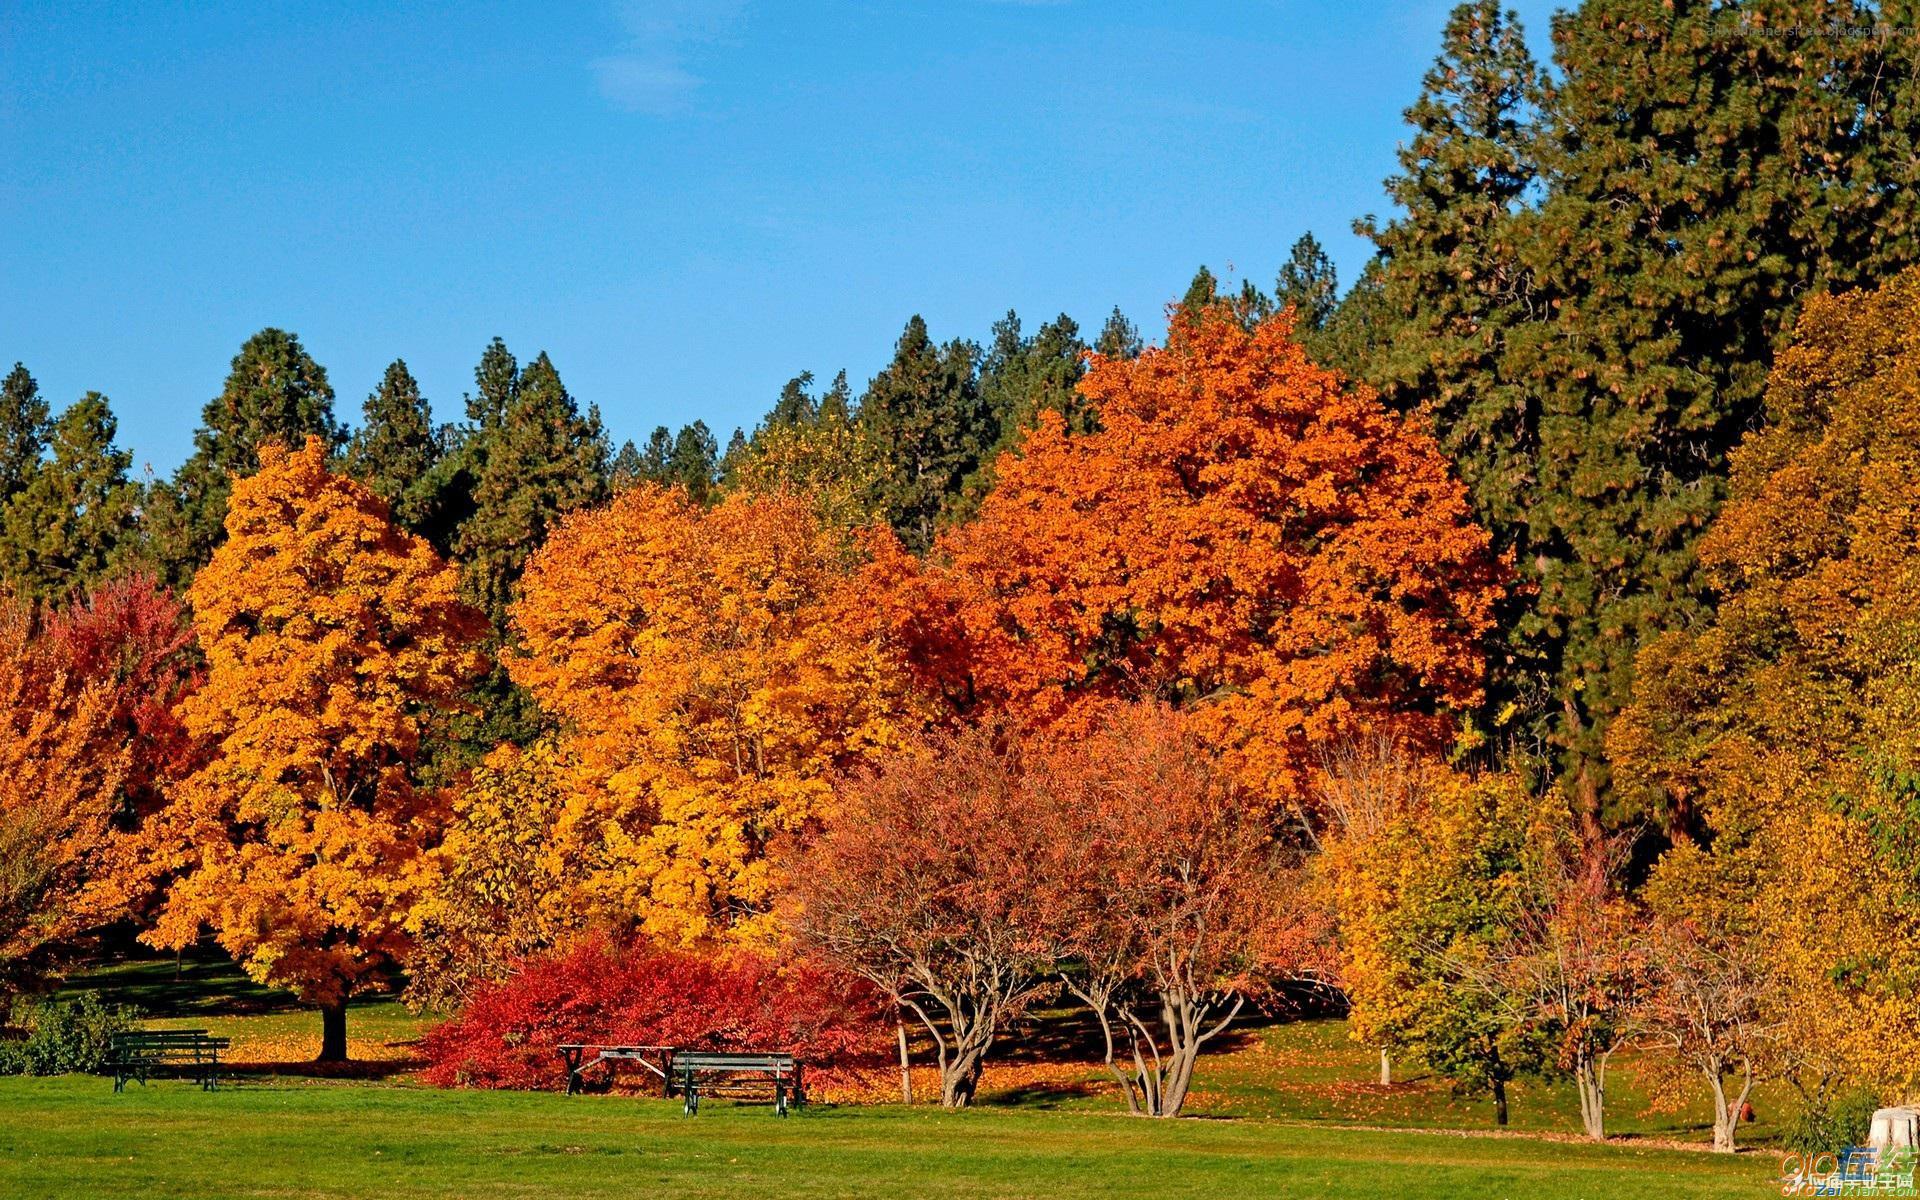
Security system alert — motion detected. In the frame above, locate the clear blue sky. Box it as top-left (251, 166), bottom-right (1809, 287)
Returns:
top-left (1, 1), bottom-right (1560, 477)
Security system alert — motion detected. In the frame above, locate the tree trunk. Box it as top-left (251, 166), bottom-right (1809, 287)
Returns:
top-left (1574, 1058), bottom-right (1607, 1141)
top-left (1492, 1077), bottom-right (1509, 1127)
top-left (1379, 1048), bottom-right (1392, 1086)
top-left (1708, 1063), bottom-right (1753, 1153)
top-left (940, 1041), bottom-right (986, 1109)
top-left (318, 1000), bottom-right (348, 1063)
top-left (896, 1018), bottom-right (913, 1105)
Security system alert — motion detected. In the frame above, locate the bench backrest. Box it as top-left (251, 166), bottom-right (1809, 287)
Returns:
top-left (673, 1052), bottom-right (796, 1071)
top-left (111, 1031), bottom-right (229, 1050)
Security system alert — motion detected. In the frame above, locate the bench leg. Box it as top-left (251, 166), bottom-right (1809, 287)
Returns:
top-left (683, 1070), bottom-right (697, 1117)
top-left (775, 1080), bottom-right (787, 1117)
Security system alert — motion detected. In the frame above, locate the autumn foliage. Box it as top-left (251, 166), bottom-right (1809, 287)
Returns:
top-left (139, 438), bottom-right (486, 1056)
top-left (0, 598), bottom-right (129, 997)
top-left (505, 484), bottom-right (922, 947)
top-left (418, 935), bottom-right (888, 1091)
top-left (881, 305), bottom-right (1503, 813)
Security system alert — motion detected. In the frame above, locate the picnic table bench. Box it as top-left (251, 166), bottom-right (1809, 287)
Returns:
top-left (556, 1043), bottom-right (674, 1096)
top-left (109, 1029), bottom-right (230, 1093)
top-left (555, 1045), bottom-right (803, 1116)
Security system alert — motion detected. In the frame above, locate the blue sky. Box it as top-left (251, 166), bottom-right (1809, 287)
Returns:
top-left (1, 1), bottom-right (1560, 477)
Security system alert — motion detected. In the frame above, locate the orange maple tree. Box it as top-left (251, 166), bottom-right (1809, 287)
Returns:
top-left (0, 597), bottom-right (129, 1000)
top-left (141, 438), bottom-right (486, 1059)
top-left (506, 483), bottom-right (922, 947)
top-left (877, 306), bottom-right (1504, 818)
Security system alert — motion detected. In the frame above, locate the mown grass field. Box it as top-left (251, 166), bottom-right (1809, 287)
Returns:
top-left (0, 950), bottom-right (1786, 1199)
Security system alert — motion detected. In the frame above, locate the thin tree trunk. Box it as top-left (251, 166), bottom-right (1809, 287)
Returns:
top-left (1710, 1063), bottom-right (1753, 1153)
top-left (1492, 1077), bottom-right (1509, 1127)
top-left (1379, 1048), bottom-right (1392, 1086)
top-left (1574, 1058), bottom-right (1607, 1141)
top-left (318, 1000), bottom-right (348, 1063)
top-left (896, 1018), bottom-right (913, 1105)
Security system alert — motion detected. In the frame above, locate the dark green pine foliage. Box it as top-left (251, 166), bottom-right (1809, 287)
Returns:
top-left (669, 420), bottom-right (720, 504)
top-left (344, 359), bottom-right (442, 534)
top-left (857, 315), bottom-right (988, 553)
top-left (454, 349), bottom-right (609, 628)
top-left (719, 427), bottom-right (749, 487)
top-left (640, 426), bottom-right (675, 481)
top-left (1507, 0), bottom-right (1920, 816)
top-left (610, 439), bottom-right (645, 492)
top-left (769, 372), bottom-right (819, 426)
top-left (1275, 232), bottom-right (1339, 335)
top-left (952, 311), bottom-right (1092, 523)
top-left (152, 328), bottom-right (343, 582)
top-left (1179, 266), bottom-right (1222, 320)
top-left (1093, 308), bottom-right (1143, 361)
top-left (442, 344), bottom-right (609, 761)
top-left (1352, 0), bottom-right (1545, 444)
top-left (1313, 257), bottom-right (1393, 381)
top-left (1340, 0), bottom-right (1551, 763)
top-left (0, 393), bottom-right (140, 601)
top-left (0, 364), bottom-right (50, 504)
top-left (817, 370), bottom-right (853, 422)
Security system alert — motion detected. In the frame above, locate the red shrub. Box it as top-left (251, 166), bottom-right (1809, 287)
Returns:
top-left (419, 936), bottom-right (890, 1090)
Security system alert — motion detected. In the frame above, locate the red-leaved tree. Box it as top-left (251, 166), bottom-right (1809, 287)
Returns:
top-left (419, 936), bottom-right (887, 1091)
top-left (784, 722), bottom-right (1065, 1108)
top-left (1037, 702), bottom-right (1300, 1117)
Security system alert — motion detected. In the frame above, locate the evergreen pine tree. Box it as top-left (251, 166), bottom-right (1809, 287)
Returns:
top-left (953, 311), bottom-right (1091, 522)
top-left (610, 439), bottom-right (645, 491)
top-left (817, 370), bottom-right (853, 421)
top-left (770, 372), bottom-right (818, 427)
top-left (454, 349), bottom-right (608, 627)
top-left (1507, 0), bottom-right (1920, 818)
top-left (641, 426), bottom-right (675, 481)
top-left (1093, 308), bottom-right (1143, 361)
top-left (344, 359), bottom-right (441, 533)
top-left (857, 315), bottom-right (988, 552)
top-left (154, 328), bottom-right (342, 581)
top-left (669, 420), bottom-right (720, 504)
top-left (1275, 232), bottom-right (1339, 333)
top-left (0, 392), bottom-right (139, 600)
top-left (0, 363), bottom-right (49, 503)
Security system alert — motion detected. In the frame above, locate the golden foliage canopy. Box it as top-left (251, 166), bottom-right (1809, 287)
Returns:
top-left (507, 483), bottom-right (923, 946)
top-left (143, 438), bottom-right (486, 1006)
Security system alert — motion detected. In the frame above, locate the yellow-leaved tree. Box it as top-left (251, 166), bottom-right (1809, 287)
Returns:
top-left (505, 483), bottom-right (921, 947)
top-left (141, 438), bottom-right (486, 1060)
top-left (1612, 266), bottom-right (1920, 1114)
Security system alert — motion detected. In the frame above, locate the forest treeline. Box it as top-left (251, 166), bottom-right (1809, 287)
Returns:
top-left (8, 0), bottom-right (1920, 1149)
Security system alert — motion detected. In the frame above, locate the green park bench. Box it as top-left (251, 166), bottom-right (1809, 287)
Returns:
top-left (109, 1029), bottom-right (230, 1093)
top-left (672, 1051), bottom-right (803, 1117)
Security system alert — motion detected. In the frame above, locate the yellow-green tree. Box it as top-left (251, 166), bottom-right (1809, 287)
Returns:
top-left (1612, 266), bottom-right (1920, 1104)
top-left (141, 438), bottom-right (485, 1060)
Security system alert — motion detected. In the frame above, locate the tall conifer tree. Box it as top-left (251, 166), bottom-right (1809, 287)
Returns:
top-left (0, 393), bottom-right (139, 600)
top-left (151, 328), bottom-right (342, 581)
top-left (858, 316), bottom-right (988, 552)
top-left (345, 359), bottom-right (441, 534)
top-left (0, 364), bottom-right (49, 504)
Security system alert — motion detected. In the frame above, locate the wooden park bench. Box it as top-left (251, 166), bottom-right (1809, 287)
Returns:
top-left (109, 1029), bottom-right (230, 1093)
top-left (672, 1051), bottom-right (803, 1117)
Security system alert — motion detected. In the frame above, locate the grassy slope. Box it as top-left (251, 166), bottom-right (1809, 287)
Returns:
top-left (0, 951), bottom-right (1782, 1198)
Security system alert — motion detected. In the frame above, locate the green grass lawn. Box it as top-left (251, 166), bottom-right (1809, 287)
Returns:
top-left (0, 950), bottom-right (1788, 1198)
top-left (0, 1075), bottom-right (1779, 1200)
